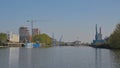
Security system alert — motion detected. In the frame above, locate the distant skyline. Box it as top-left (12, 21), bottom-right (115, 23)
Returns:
top-left (0, 0), bottom-right (120, 43)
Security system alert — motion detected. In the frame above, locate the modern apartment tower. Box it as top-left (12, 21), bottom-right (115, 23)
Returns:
top-left (19, 27), bottom-right (30, 42)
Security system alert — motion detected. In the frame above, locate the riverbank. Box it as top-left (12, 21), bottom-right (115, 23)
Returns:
top-left (89, 44), bottom-right (120, 49)
top-left (0, 42), bottom-right (52, 48)
top-left (89, 44), bottom-right (111, 49)
top-left (0, 46), bottom-right (8, 48)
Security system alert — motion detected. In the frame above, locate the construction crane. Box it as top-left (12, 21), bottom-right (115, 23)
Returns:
top-left (26, 19), bottom-right (48, 41)
top-left (26, 20), bottom-right (36, 37)
top-left (59, 35), bottom-right (63, 46)
top-left (52, 33), bottom-right (55, 46)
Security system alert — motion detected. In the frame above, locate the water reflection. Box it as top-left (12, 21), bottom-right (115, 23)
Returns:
top-left (95, 48), bottom-right (120, 68)
top-left (19, 48), bottom-right (55, 68)
top-left (9, 47), bottom-right (19, 68)
top-left (95, 48), bottom-right (101, 68)
top-left (110, 49), bottom-right (120, 68)
top-left (0, 48), bottom-right (9, 68)
top-left (19, 48), bottom-right (33, 68)
top-left (1, 47), bottom-right (120, 68)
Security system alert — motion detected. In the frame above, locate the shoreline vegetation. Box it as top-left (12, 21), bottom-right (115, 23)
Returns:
top-left (90, 23), bottom-right (120, 49)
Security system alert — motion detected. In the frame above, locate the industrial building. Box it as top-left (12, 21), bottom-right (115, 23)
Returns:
top-left (92, 24), bottom-right (104, 45)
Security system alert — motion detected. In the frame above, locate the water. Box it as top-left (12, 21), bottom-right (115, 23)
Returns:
top-left (0, 46), bottom-right (120, 68)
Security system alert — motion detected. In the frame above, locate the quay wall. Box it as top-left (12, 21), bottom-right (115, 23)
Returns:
top-left (4, 43), bottom-right (23, 47)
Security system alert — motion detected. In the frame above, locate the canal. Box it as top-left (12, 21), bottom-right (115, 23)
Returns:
top-left (0, 46), bottom-right (120, 68)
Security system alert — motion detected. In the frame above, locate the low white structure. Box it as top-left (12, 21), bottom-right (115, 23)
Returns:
top-left (7, 32), bottom-right (19, 43)
top-left (73, 41), bottom-right (81, 45)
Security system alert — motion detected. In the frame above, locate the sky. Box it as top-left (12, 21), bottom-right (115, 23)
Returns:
top-left (0, 0), bottom-right (120, 43)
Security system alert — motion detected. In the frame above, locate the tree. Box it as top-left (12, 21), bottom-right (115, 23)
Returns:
top-left (109, 23), bottom-right (120, 48)
top-left (0, 33), bottom-right (7, 45)
top-left (32, 33), bottom-right (52, 45)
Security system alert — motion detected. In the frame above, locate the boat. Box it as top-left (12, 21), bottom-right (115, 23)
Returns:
top-left (33, 42), bottom-right (41, 48)
top-left (24, 42), bottom-right (33, 48)
top-left (24, 41), bottom-right (41, 48)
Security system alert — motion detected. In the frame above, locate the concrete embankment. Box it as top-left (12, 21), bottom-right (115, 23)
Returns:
top-left (2, 42), bottom-right (24, 47)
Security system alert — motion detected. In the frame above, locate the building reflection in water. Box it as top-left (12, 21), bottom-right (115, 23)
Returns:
top-left (9, 47), bottom-right (19, 68)
top-left (19, 48), bottom-right (32, 68)
top-left (95, 48), bottom-right (101, 68)
top-left (3, 47), bottom-right (120, 68)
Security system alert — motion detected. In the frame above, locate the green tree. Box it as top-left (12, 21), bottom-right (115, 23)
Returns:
top-left (0, 33), bottom-right (7, 45)
top-left (109, 23), bottom-right (120, 48)
top-left (32, 33), bottom-right (52, 45)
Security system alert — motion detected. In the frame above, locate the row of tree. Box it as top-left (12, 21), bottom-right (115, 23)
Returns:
top-left (108, 23), bottom-right (120, 48)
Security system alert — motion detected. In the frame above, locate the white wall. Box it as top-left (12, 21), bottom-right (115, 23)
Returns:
top-left (7, 32), bottom-right (19, 42)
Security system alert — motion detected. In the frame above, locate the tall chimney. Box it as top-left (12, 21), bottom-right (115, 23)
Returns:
top-left (95, 24), bottom-right (98, 40)
top-left (99, 27), bottom-right (101, 34)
